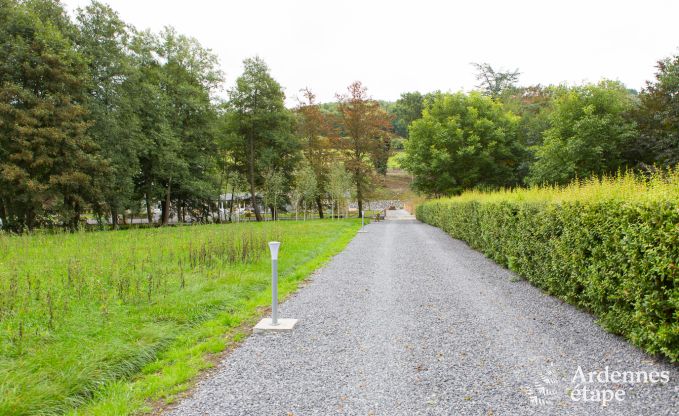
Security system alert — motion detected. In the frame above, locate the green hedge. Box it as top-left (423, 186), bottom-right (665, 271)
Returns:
top-left (417, 198), bottom-right (678, 362)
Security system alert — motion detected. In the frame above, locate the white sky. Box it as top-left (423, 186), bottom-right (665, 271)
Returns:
top-left (62, 0), bottom-right (679, 104)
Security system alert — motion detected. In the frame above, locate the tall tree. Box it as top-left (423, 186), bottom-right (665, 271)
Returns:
top-left (391, 91), bottom-right (424, 137)
top-left (527, 81), bottom-right (638, 185)
top-left (296, 88), bottom-right (332, 217)
top-left (501, 85), bottom-right (555, 180)
top-left (335, 81), bottom-right (392, 217)
top-left (472, 62), bottom-right (521, 99)
top-left (76, 1), bottom-right (139, 227)
top-left (0, 0), bottom-right (107, 231)
top-left (157, 27), bottom-right (222, 225)
top-left (127, 30), bottom-right (180, 225)
top-left (226, 57), bottom-right (296, 221)
top-left (402, 91), bottom-right (523, 195)
top-left (634, 53), bottom-right (679, 167)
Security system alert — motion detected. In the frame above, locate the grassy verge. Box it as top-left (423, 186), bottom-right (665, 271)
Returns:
top-left (417, 171), bottom-right (679, 362)
top-left (0, 219), bottom-right (361, 415)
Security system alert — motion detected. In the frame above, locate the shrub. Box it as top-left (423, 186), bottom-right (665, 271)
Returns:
top-left (417, 171), bottom-right (679, 362)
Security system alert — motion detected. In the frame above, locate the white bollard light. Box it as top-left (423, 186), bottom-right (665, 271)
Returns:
top-left (253, 241), bottom-right (298, 333)
top-left (269, 241), bottom-right (280, 325)
top-left (358, 210), bottom-right (368, 233)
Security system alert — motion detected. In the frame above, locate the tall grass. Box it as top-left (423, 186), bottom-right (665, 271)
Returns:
top-left (0, 220), bottom-right (360, 415)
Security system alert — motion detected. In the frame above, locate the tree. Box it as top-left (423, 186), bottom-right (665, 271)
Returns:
top-left (472, 62), bottom-right (521, 99)
top-left (327, 161), bottom-right (352, 219)
top-left (634, 53), bottom-right (679, 167)
top-left (0, 0), bottom-right (107, 231)
top-left (156, 27), bottom-right (222, 225)
top-left (226, 57), bottom-right (297, 221)
top-left (127, 30), bottom-right (181, 225)
top-left (290, 163), bottom-right (317, 220)
top-left (501, 85), bottom-right (555, 180)
top-left (402, 91), bottom-right (523, 195)
top-left (262, 167), bottom-right (285, 220)
top-left (296, 88), bottom-right (332, 218)
top-left (527, 81), bottom-right (638, 185)
top-left (335, 81), bottom-right (392, 217)
top-left (391, 92), bottom-right (424, 137)
top-left (76, 1), bottom-right (139, 228)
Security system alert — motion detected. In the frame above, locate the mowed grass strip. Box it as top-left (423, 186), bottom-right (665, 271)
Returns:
top-left (0, 219), bottom-right (361, 415)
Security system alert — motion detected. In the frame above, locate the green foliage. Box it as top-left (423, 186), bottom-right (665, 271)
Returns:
top-left (290, 161), bottom-right (318, 219)
top-left (262, 168), bottom-right (285, 217)
top-left (0, 220), bottom-right (361, 415)
top-left (527, 81), bottom-right (638, 185)
top-left (327, 161), bottom-right (352, 216)
top-left (225, 57), bottom-right (298, 221)
top-left (155, 27), bottom-right (222, 222)
top-left (336, 81), bottom-right (393, 216)
top-left (0, 0), bottom-right (107, 231)
top-left (295, 88), bottom-right (332, 217)
top-left (0, 0), bottom-right (227, 230)
top-left (634, 53), bottom-right (679, 166)
top-left (417, 172), bottom-right (679, 362)
top-left (390, 91), bottom-right (424, 137)
top-left (76, 1), bottom-right (139, 223)
top-left (402, 91), bottom-right (524, 195)
top-left (472, 62), bottom-right (521, 98)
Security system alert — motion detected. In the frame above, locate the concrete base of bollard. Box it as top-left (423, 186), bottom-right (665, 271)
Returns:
top-left (253, 318), bottom-right (298, 333)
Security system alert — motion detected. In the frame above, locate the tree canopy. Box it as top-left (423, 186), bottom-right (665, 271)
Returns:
top-left (402, 92), bottom-right (523, 195)
top-left (527, 81), bottom-right (637, 185)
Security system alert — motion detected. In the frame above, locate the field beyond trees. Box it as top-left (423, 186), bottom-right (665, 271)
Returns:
top-left (0, 219), bottom-right (360, 415)
top-left (416, 171), bottom-right (679, 362)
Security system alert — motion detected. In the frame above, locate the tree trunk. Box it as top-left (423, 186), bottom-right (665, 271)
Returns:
top-left (162, 181), bottom-right (171, 225)
top-left (316, 196), bottom-right (324, 219)
top-left (0, 199), bottom-right (8, 229)
top-left (356, 183), bottom-right (363, 219)
top-left (228, 195), bottom-right (235, 222)
top-left (73, 203), bottom-right (81, 231)
top-left (26, 208), bottom-right (35, 231)
top-left (111, 207), bottom-right (119, 230)
top-left (248, 134), bottom-right (262, 222)
top-left (145, 192), bottom-right (152, 224)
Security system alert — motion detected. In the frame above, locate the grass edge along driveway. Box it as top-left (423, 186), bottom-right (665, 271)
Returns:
top-left (0, 220), bottom-right (360, 416)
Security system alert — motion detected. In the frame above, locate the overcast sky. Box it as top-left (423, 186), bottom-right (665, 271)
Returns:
top-left (62, 0), bottom-right (679, 104)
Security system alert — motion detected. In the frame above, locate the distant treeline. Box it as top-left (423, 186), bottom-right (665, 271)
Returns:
top-left (0, 0), bottom-right (393, 232)
top-left (2, 0), bottom-right (677, 231)
top-left (399, 60), bottom-right (679, 195)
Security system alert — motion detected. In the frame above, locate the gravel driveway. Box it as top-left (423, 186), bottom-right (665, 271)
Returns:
top-left (168, 213), bottom-right (678, 415)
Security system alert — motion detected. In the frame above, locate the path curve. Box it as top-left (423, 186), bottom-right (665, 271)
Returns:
top-left (168, 216), bottom-right (677, 415)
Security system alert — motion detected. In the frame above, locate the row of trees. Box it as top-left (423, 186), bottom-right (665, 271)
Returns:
top-left (400, 56), bottom-right (679, 195)
top-left (0, 0), bottom-right (393, 231)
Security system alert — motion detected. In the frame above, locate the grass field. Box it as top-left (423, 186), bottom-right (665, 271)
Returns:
top-left (0, 219), bottom-right (361, 415)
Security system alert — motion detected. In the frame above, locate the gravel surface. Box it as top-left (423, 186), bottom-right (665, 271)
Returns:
top-left (168, 213), bottom-right (678, 416)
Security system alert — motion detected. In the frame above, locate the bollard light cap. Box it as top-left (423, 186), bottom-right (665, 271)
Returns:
top-left (268, 241), bottom-right (281, 260)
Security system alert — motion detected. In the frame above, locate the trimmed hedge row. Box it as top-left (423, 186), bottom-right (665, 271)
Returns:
top-left (417, 199), bottom-right (678, 362)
